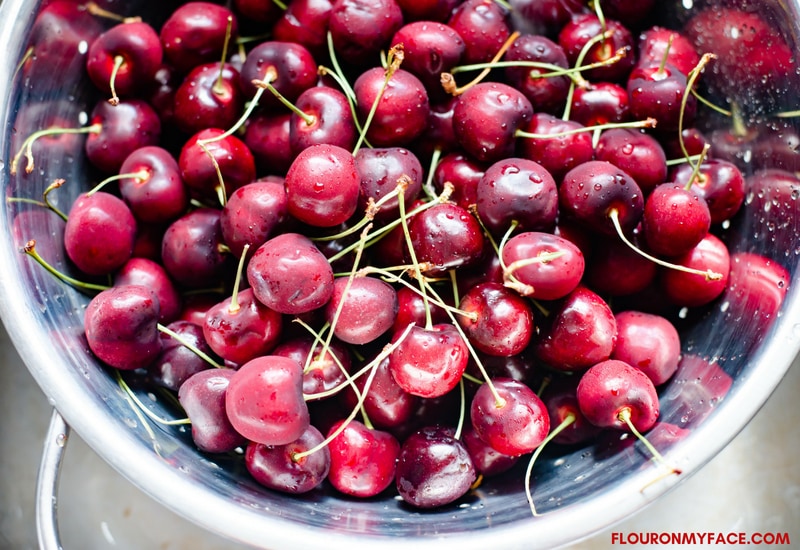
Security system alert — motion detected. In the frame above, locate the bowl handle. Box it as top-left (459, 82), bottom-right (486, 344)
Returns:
top-left (36, 409), bottom-right (69, 550)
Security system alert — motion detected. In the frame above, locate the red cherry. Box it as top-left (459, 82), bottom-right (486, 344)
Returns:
top-left (326, 419), bottom-right (400, 498)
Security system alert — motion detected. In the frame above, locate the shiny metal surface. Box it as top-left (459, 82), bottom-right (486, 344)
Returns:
top-left (0, 1), bottom-right (799, 549)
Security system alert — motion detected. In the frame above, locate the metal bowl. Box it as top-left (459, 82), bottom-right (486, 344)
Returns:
top-left (1, 1), bottom-right (799, 548)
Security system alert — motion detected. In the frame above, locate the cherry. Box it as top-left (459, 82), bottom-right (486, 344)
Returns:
top-left (202, 288), bottom-right (284, 367)
top-left (594, 128), bottom-right (667, 195)
top-left (392, 285), bottom-right (449, 334)
top-left (612, 310), bottom-right (681, 386)
top-left (178, 368), bottom-right (247, 454)
top-left (669, 159), bottom-right (746, 225)
top-left (395, 0), bottom-right (460, 22)
top-left (416, 96), bottom-right (460, 160)
top-left (84, 284), bottom-right (162, 371)
top-left (558, 13), bottom-right (636, 83)
top-left (161, 207), bottom-right (231, 289)
top-left (475, 156), bottom-right (559, 237)
top-left (85, 20), bottom-right (163, 105)
top-left (500, 231), bottom-right (585, 301)
top-left (388, 323), bottom-right (469, 398)
top-left (516, 113), bottom-right (594, 183)
top-left (219, 179), bottom-right (289, 260)
top-left (328, 0), bottom-right (405, 67)
top-left (432, 151), bottom-right (487, 211)
top-left (637, 26), bottom-right (700, 77)
top-left (232, 0), bottom-right (283, 25)
top-left (326, 419), bottom-right (401, 498)
top-left (602, 0), bottom-right (656, 31)
top-left (407, 202), bottom-right (485, 276)
top-left (159, 2), bottom-right (238, 75)
top-left (284, 143), bottom-right (361, 228)
top-left (626, 61), bottom-right (696, 133)
top-left (641, 182), bottom-right (711, 257)
top-left (85, 99), bottom-right (162, 175)
top-left (325, 275), bottom-right (398, 345)
top-left (447, 0), bottom-right (511, 64)
top-left (114, 256), bottom-right (181, 324)
top-left (244, 112), bottom-right (294, 176)
top-left (576, 359), bottom-right (659, 433)
top-left (118, 145), bottom-right (189, 225)
top-left (172, 62), bottom-right (243, 137)
top-left (245, 424), bottom-right (330, 494)
top-left (585, 235), bottom-right (657, 297)
top-left (355, 147), bottom-right (424, 221)
top-left (353, 66), bottom-right (431, 148)
top-left (503, 33), bottom-right (570, 115)
top-left (541, 378), bottom-right (600, 446)
top-left (64, 191), bottom-right (136, 277)
top-left (395, 425), bottom-right (477, 508)
top-left (470, 377), bottom-right (550, 456)
top-left (178, 128), bottom-right (257, 204)
top-left (452, 81), bottom-right (533, 163)
top-left (510, 0), bottom-right (586, 37)
top-left (271, 0), bottom-right (334, 59)
top-left (289, 86), bottom-right (357, 155)
top-left (273, 336), bottom-right (352, 398)
top-left (457, 282), bottom-right (534, 357)
top-left (149, 320), bottom-right (216, 392)
top-left (461, 426), bottom-right (520, 476)
top-left (246, 232), bottom-right (335, 315)
top-left (659, 232), bottom-right (731, 308)
top-left (559, 160), bottom-right (645, 236)
top-left (569, 81), bottom-right (630, 127)
top-left (226, 355), bottom-right (309, 446)
top-left (534, 286), bottom-right (617, 372)
top-left (238, 40), bottom-right (317, 106)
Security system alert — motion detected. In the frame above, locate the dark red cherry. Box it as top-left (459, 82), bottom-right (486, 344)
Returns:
top-left (642, 183), bottom-right (711, 257)
top-left (627, 62), bottom-right (695, 133)
top-left (659, 232), bottom-right (731, 308)
top-left (64, 191), bottom-right (136, 277)
top-left (328, 0), bottom-right (404, 66)
top-left (534, 286), bottom-right (617, 372)
top-left (179, 128), bottom-right (257, 203)
top-left (395, 425), bottom-right (476, 508)
top-left (470, 377), bottom-right (550, 456)
top-left (461, 426), bottom-right (519, 476)
top-left (219, 180), bottom-right (288, 259)
top-left (226, 355), bottom-right (309, 445)
top-left (408, 202), bottom-right (485, 276)
top-left (246, 232), bottom-right (334, 315)
top-left (232, 0), bottom-right (283, 24)
top-left (511, 0), bottom-right (586, 37)
top-left (289, 86), bottom-right (357, 155)
top-left (150, 320), bottom-right (215, 391)
top-left (284, 144), bottom-right (360, 228)
top-left (273, 336), bottom-right (352, 398)
top-left (161, 207), bottom-right (230, 289)
top-left (325, 276), bottom-right (398, 345)
top-left (160, 2), bottom-right (238, 75)
top-left (612, 310), bottom-right (681, 386)
top-left (670, 159), bottom-right (745, 225)
top-left (245, 424), bottom-right (330, 494)
top-left (584, 235), bottom-right (657, 297)
top-left (503, 33), bottom-right (570, 115)
top-left (475, 157), bottom-right (558, 237)
top-left (326, 419), bottom-right (401, 498)
top-left (85, 21), bottom-right (163, 104)
top-left (457, 282), bottom-right (534, 357)
top-left (395, 0), bottom-right (460, 22)
top-left (569, 81), bottom-right (630, 127)
top-left (173, 62), bottom-right (243, 136)
top-left (244, 112), bottom-right (293, 176)
top-left (602, 0), bottom-right (656, 31)
top-left (447, 0), bottom-right (511, 64)
top-left (114, 256), bottom-right (181, 324)
top-left (744, 169), bottom-right (800, 259)
top-left (576, 359), bottom-right (660, 432)
top-left (516, 113), bottom-right (594, 183)
top-left (238, 40), bottom-right (317, 105)
top-left (118, 145), bottom-right (189, 225)
top-left (178, 368), bottom-right (247, 454)
top-left (355, 147), bottom-right (424, 221)
top-left (84, 285), bottom-right (161, 371)
top-left (392, 286), bottom-right (449, 334)
top-left (432, 152), bottom-right (487, 210)
top-left (452, 81), bottom-right (533, 163)
top-left (271, 0), bottom-right (334, 59)
top-left (541, 379), bottom-right (600, 446)
top-left (85, 99), bottom-right (161, 174)
top-left (637, 26), bottom-right (700, 77)
top-left (558, 13), bottom-right (636, 83)
top-left (594, 128), bottom-right (667, 195)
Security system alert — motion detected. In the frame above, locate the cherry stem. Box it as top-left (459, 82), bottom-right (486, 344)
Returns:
top-left (213, 16), bottom-right (235, 96)
top-left (10, 123), bottom-right (102, 175)
top-left (665, 153), bottom-right (704, 167)
top-left (657, 34), bottom-right (674, 76)
top-left (113, 370), bottom-right (165, 457)
top-left (107, 55), bottom-right (125, 106)
top-left (617, 408), bottom-right (681, 478)
top-left (86, 169), bottom-right (150, 196)
top-left (326, 31), bottom-right (356, 100)
top-left (683, 143), bottom-right (711, 191)
top-left (678, 52), bottom-right (716, 169)
top-left (7, 178), bottom-right (69, 221)
top-left (691, 89), bottom-right (733, 119)
top-left (22, 239), bottom-right (109, 293)
top-left (270, 0), bottom-right (288, 10)
top-left (515, 117), bottom-right (657, 141)
top-left (260, 78), bottom-right (316, 126)
top-left (227, 243), bottom-right (250, 315)
top-left (454, 377), bottom-right (466, 440)
top-left (156, 323), bottom-right (225, 369)
top-left (396, 178), bottom-right (434, 329)
top-left (423, 147), bottom-right (443, 200)
top-left (607, 208), bottom-right (723, 281)
top-left (441, 31), bottom-right (520, 96)
top-left (562, 29), bottom-right (616, 120)
top-left (313, 180), bottom-right (404, 243)
top-left (525, 413), bottom-right (576, 517)
top-left (84, 2), bottom-right (141, 23)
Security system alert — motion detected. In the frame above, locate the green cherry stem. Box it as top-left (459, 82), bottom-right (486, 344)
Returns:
top-left (156, 323), bottom-right (225, 370)
top-left (525, 413), bottom-right (576, 516)
top-left (22, 240), bottom-right (109, 293)
top-left (10, 124), bottom-right (102, 175)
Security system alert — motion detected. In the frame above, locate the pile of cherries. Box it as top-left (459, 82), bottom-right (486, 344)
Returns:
top-left (10, 0), bottom-right (797, 512)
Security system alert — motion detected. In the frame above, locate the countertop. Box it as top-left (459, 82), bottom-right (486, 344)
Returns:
top-left (0, 323), bottom-right (798, 550)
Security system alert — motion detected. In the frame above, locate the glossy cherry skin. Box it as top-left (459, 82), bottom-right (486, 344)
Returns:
top-left (85, 21), bottom-right (163, 102)
top-left (271, 0), bottom-right (334, 59)
top-left (64, 192), bottom-right (136, 277)
top-left (246, 232), bottom-right (335, 315)
top-left (744, 169), bottom-right (800, 259)
top-left (471, 377), bottom-right (550, 456)
top-left (670, 159), bottom-right (746, 225)
top-left (447, 0), bottom-right (511, 64)
top-left (659, 232), bottom-right (731, 308)
top-left (612, 310), bottom-right (681, 386)
top-left (178, 368), bottom-right (247, 454)
top-left (118, 145), bottom-right (189, 225)
top-left (149, 320), bottom-right (215, 391)
top-left (457, 282), bottom-right (534, 357)
top-left (289, 86), bottom-right (357, 155)
top-left (461, 426), bottom-right (519, 476)
top-left (244, 112), bottom-right (293, 176)
top-left (558, 13), bottom-right (635, 83)
top-left (173, 62), bottom-right (243, 137)
top-left (637, 26), bottom-right (700, 77)
top-left (534, 286), bottom-right (617, 372)
top-left (160, 2), bottom-right (238, 75)
top-left (395, 425), bottom-right (477, 509)
top-left (594, 128), bottom-right (667, 195)
top-left (284, 144), bottom-right (361, 227)
top-left (452, 81), bottom-right (533, 163)
top-left (233, 0), bottom-right (283, 24)
top-left (408, 202), bottom-right (485, 276)
top-left (559, 160), bottom-right (644, 236)
top-left (114, 256), bottom-right (181, 324)
top-left (388, 323), bottom-right (469, 398)
top-left (238, 40), bottom-right (317, 105)
top-left (84, 285), bottom-right (162, 371)
top-left (245, 424), bottom-right (330, 494)
top-left (272, 336), bottom-right (352, 398)
top-left (516, 113), bottom-right (594, 183)
top-left (325, 276), bottom-right (398, 345)
top-left (202, 288), bottom-right (284, 367)
top-left (328, 0), bottom-right (404, 66)
top-left (85, 99), bottom-right (161, 175)
top-left (627, 62), bottom-right (695, 133)
top-left (569, 82), bottom-right (630, 127)
top-left (226, 355), bottom-right (309, 446)
top-left (511, 0), bottom-right (586, 36)
top-left (504, 33), bottom-right (570, 115)
top-left (500, 231), bottom-right (585, 301)
top-left (432, 152), bottom-right (487, 210)
top-left (219, 180), bottom-right (288, 259)
top-left (541, 379), bottom-right (600, 446)
top-left (642, 183), bottom-right (711, 257)
top-left (179, 128), bottom-right (257, 203)
top-left (576, 359), bottom-right (660, 433)
top-left (161, 207), bottom-right (230, 289)
top-left (585, 235), bottom-right (657, 297)
top-left (326, 419), bottom-right (401, 498)
top-left (395, 0), bottom-right (459, 21)
top-left (355, 147), bottom-right (424, 221)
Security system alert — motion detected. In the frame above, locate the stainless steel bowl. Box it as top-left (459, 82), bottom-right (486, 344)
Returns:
top-left (1, 1), bottom-right (799, 549)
